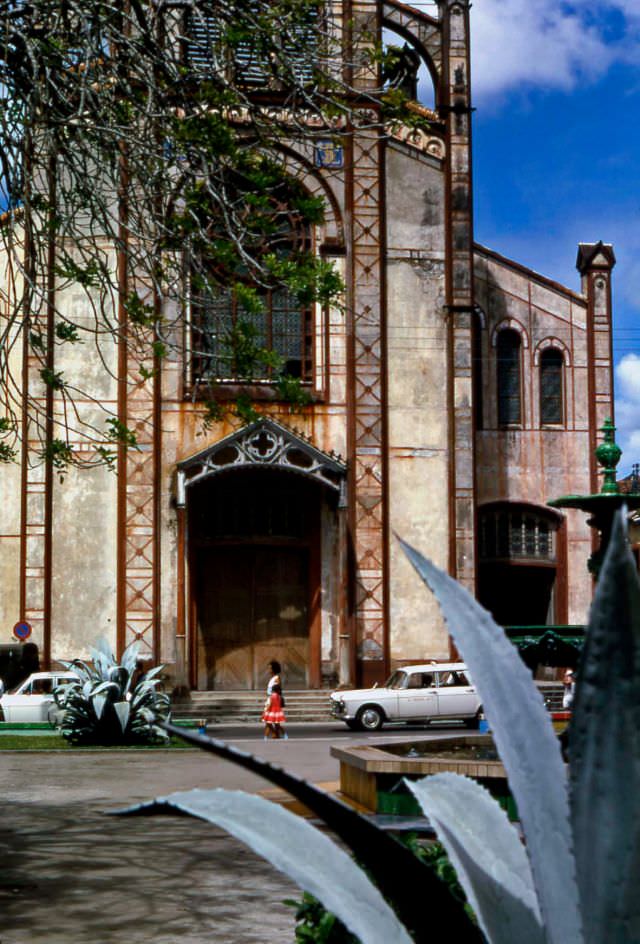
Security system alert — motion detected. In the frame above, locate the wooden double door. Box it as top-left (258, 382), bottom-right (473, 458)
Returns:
top-left (195, 545), bottom-right (310, 690)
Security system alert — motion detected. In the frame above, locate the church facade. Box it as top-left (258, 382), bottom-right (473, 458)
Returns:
top-left (0, 1), bottom-right (615, 690)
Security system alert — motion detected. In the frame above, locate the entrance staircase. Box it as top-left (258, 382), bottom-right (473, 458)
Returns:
top-left (170, 689), bottom-right (334, 725)
top-left (169, 682), bottom-right (565, 726)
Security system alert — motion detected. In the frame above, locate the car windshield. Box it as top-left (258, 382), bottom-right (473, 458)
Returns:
top-left (384, 671), bottom-right (408, 690)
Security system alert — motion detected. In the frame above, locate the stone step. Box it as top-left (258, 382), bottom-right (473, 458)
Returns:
top-left (171, 683), bottom-right (565, 724)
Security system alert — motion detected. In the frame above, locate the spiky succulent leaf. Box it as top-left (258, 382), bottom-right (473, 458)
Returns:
top-left (121, 640), bottom-right (140, 677)
top-left (161, 723), bottom-right (482, 943)
top-left (569, 511), bottom-right (640, 942)
top-left (407, 773), bottom-right (544, 944)
top-left (399, 536), bottom-right (583, 944)
top-left (92, 694), bottom-right (107, 720)
top-left (113, 701), bottom-right (130, 732)
top-left (119, 788), bottom-right (414, 944)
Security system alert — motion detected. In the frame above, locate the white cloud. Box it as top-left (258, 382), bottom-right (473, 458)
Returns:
top-left (470, 1), bottom-right (639, 99)
top-left (615, 354), bottom-right (640, 469)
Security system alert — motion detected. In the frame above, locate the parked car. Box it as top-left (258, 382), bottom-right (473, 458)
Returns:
top-left (0, 671), bottom-right (76, 724)
top-left (330, 662), bottom-right (482, 731)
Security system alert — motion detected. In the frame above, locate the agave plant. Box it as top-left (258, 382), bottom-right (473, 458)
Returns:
top-left (54, 638), bottom-right (170, 745)
top-left (119, 509), bottom-right (640, 944)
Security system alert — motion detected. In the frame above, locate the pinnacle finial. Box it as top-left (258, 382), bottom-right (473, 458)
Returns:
top-left (595, 418), bottom-right (622, 494)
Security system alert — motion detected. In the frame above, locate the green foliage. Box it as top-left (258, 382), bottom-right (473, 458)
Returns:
top-left (224, 319), bottom-right (282, 380)
top-left (40, 367), bottom-right (65, 391)
top-left (0, 442), bottom-right (17, 462)
top-left (41, 438), bottom-right (73, 472)
top-left (105, 417), bottom-right (138, 449)
top-left (53, 257), bottom-right (103, 288)
top-left (285, 840), bottom-right (468, 943)
top-left (124, 293), bottom-right (156, 328)
top-left (264, 254), bottom-right (344, 307)
top-left (55, 639), bottom-right (170, 746)
top-left (29, 331), bottom-right (46, 352)
top-left (233, 393), bottom-right (261, 424)
top-left (0, 0), bottom-right (414, 459)
top-left (275, 374), bottom-right (312, 411)
top-left (285, 892), bottom-right (359, 944)
top-left (55, 322), bottom-right (81, 343)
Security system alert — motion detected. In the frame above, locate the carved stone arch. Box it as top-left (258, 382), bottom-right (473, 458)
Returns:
top-left (275, 144), bottom-right (345, 249)
top-left (382, 0), bottom-right (442, 102)
top-left (491, 318), bottom-right (530, 349)
top-left (176, 417), bottom-right (347, 505)
top-left (533, 337), bottom-right (572, 367)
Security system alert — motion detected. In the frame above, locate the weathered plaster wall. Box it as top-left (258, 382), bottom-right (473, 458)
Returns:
top-left (0, 254), bottom-right (23, 639)
top-left (50, 271), bottom-right (119, 660)
top-left (474, 248), bottom-right (596, 624)
top-left (156, 250), bottom-right (350, 675)
top-left (385, 144), bottom-right (450, 663)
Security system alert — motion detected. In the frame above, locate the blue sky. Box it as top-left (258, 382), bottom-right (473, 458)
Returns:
top-left (468, 0), bottom-right (640, 475)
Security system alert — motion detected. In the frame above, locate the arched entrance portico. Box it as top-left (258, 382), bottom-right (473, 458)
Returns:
top-left (176, 419), bottom-right (347, 691)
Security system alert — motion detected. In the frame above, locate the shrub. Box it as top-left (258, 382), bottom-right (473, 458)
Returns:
top-left (54, 639), bottom-right (170, 745)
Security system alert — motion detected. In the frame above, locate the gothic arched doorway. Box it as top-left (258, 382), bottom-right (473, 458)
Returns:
top-left (189, 468), bottom-right (321, 690)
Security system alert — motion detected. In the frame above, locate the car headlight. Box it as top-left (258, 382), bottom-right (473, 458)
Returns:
top-left (330, 697), bottom-right (345, 715)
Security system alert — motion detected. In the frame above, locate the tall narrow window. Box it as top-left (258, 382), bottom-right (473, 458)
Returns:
top-left (497, 329), bottom-right (521, 426)
top-left (540, 348), bottom-right (564, 425)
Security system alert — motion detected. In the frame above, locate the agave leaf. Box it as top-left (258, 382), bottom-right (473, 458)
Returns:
top-left (158, 723), bottom-right (482, 943)
top-left (118, 788), bottom-right (413, 944)
top-left (407, 773), bottom-right (544, 944)
top-left (92, 694), bottom-right (107, 720)
top-left (569, 511), bottom-right (640, 942)
top-left (139, 664), bottom-right (165, 683)
top-left (399, 536), bottom-right (583, 944)
top-left (113, 701), bottom-right (130, 732)
top-left (121, 640), bottom-right (141, 677)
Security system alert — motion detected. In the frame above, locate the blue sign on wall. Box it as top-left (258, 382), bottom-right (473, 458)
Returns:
top-left (13, 621), bottom-right (32, 641)
top-left (315, 140), bottom-right (344, 169)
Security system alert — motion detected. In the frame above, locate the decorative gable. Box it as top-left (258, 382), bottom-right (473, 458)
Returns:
top-left (176, 417), bottom-right (347, 506)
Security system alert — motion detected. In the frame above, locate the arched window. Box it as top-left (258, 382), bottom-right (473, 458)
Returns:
top-left (540, 348), bottom-right (564, 425)
top-left (497, 329), bottom-right (521, 426)
top-left (190, 200), bottom-right (313, 386)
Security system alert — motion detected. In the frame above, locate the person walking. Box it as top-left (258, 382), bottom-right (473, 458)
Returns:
top-left (262, 683), bottom-right (287, 739)
top-left (562, 669), bottom-right (575, 710)
top-left (267, 660), bottom-right (282, 695)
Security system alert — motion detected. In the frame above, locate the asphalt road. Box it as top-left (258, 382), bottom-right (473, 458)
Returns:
top-left (0, 724), bottom-right (461, 943)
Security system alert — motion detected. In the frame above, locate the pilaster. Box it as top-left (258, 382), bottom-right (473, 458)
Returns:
top-left (440, 0), bottom-right (476, 594)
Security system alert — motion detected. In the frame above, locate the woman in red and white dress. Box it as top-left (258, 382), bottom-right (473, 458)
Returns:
top-left (262, 683), bottom-right (287, 739)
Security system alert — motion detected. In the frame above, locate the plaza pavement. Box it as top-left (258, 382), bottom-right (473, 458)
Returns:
top-left (0, 734), bottom-right (342, 944)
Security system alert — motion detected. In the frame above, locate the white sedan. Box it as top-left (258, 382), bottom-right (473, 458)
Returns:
top-left (0, 671), bottom-right (76, 723)
top-left (330, 662), bottom-right (482, 731)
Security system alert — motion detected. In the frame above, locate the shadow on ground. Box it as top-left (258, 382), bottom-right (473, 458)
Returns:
top-left (0, 802), bottom-right (297, 943)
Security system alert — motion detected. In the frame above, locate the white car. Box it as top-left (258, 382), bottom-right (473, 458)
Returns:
top-left (0, 671), bottom-right (76, 723)
top-left (330, 662), bottom-right (482, 731)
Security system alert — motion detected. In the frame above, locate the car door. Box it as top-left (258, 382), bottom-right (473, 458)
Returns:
top-left (434, 671), bottom-right (478, 718)
top-left (5, 678), bottom-right (52, 722)
top-left (396, 672), bottom-right (438, 720)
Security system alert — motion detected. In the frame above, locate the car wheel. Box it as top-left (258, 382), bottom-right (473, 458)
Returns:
top-left (345, 719), bottom-right (360, 731)
top-left (464, 709), bottom-right (481, 730)
top-left (356, 705), bottom-right (384, 732)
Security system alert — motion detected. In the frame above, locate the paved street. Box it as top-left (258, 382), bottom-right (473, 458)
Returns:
top-left (0, 725), bottom-right (460, 943)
